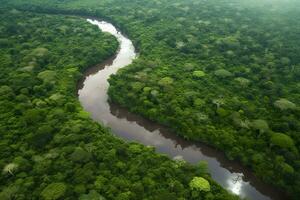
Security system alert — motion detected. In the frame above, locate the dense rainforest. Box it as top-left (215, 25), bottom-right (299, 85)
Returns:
top-left (1, 0), bottom-right (300, 199)
top-left (0, 6), bottom-right (239, 200)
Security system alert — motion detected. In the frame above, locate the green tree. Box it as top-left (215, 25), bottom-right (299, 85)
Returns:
top-left (271, 133), bottom-right (295, 149)
top-left (189, 177), bottom-right (210, 192)
top-left (41, 183), bottom-right (67, 200)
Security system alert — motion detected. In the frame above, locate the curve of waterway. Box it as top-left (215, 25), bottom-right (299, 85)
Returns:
top-left (78, 19), bottom-right (287, 200)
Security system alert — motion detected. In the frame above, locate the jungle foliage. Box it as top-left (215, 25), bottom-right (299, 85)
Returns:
top-left (0, 8), bottom-right (238, 200)
top-left (2, 0), bottom-right (300, 198)
top-left (107, 1), bottom-right (300, 197)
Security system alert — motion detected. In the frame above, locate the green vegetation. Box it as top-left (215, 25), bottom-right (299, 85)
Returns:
top-left (189, 177), bottom-right (211, 192)
top-left (0, 8), bottom-right (237, 200)
top-left (2, 0), bottom-right (300, 198)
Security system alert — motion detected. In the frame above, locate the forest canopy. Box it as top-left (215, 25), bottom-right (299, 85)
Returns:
top-left (0, 7), bottom-right (238, 200)
top-left (1, 0), bottom-right (300, 199)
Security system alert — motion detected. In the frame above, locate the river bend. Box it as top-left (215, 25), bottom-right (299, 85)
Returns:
top-left (78, 19), bottom-right (286, 200)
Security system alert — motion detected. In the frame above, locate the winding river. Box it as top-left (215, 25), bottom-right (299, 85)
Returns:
top-left (78, 19), bottom-right (287, 200)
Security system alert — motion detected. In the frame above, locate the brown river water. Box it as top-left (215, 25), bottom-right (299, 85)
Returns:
top-left (78, 19), bottom-right (288, 200)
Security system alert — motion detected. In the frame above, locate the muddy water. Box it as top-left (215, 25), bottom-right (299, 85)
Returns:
top-left (78, 19), bottom-right (286, 200)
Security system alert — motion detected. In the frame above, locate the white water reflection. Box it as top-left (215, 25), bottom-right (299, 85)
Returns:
top-left (228, 173), bottom-right (244, 196)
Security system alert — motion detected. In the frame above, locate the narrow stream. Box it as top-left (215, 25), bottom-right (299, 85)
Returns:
top-left (78, 19), bottom-right (287, 200)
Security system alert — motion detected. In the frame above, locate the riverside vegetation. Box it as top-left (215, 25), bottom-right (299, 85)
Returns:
top-left (2, 0), bottom-right (300, 199)
top-left (0, 8), bottom-right (238, 200)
